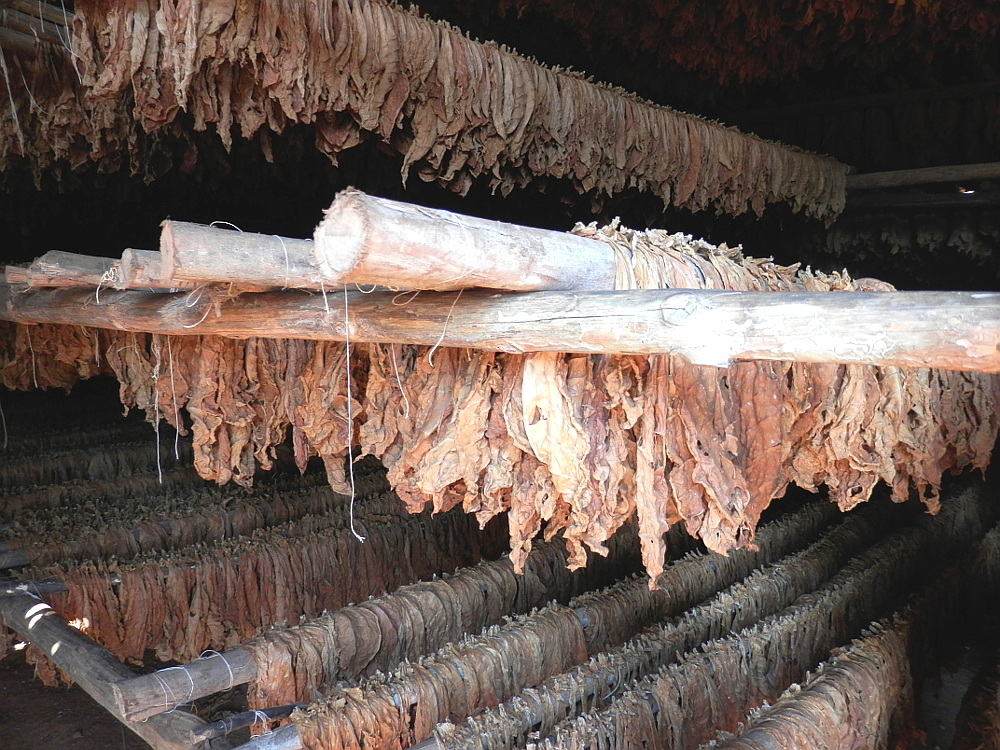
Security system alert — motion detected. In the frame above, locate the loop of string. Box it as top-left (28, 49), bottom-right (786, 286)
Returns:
top-left (95, 265), bottom-right (122, 305)
top-left (180, 285), bottom-right (214, 329)
top-left (427, 289), bottom-right (462, 368)
top-left (389, 345), bottom-right (410, 419)
top-left (343, 284), bottom-right (365, 544)
top-left (25, 326), bottom-right (38, 389)
top-left (156, 665), bottom-right (196, 712)
top-left (210, 221), bottom-right (244, 232)
top-left (200, 650), bottom-right (236, 691)
top-left (275, 235), bottom-right (290, 289)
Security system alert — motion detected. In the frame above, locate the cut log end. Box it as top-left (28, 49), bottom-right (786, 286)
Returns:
top-left (314, 187), bottom-right (370, 282)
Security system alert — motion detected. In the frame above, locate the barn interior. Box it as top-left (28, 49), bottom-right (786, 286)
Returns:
top-left (0, 1), bottom-right (999, 749)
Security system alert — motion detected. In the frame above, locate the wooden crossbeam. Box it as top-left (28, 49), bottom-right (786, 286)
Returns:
top-left (1, 284), bottom-right (997, 373)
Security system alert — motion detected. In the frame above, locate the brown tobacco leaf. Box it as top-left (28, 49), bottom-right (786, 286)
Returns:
top-left (521, 352), bottom-right (594, 569)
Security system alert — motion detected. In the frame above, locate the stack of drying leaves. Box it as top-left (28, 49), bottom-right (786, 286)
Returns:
top-left (1, 223), bottom-right (997, 584)
top-left (2, 0), bottom-right (844, 220)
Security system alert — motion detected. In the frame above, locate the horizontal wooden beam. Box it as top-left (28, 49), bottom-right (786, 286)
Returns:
top-left (24, 251), bottom-right (116, 289)
top-left (846, 162), bottom-right (1000, 191)
top-left (193, 704), bottom-right (304, 744)
top-left (113, 648), bottom-right (257, 723)
top-left (844, 191), bottom-right (1000, 211)
top-left (159, 222), bottom-right (320, 290)
top-left (1, 284), bottom-right (997, 373)
top-left (0, 593), bottom-right (217, 750)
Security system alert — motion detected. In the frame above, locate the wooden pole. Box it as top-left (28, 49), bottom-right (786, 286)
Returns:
top-left (230, 723), bottom-right (301, 750)
top-left (846, 162), bottom-right (1000, 191)
top-left (1, 284), bottom-right (998, 373)
top-left (113, 648), bottom-right (258, 723)
top-left (4, 265), bottom-right (28, 285)
top-left (159, 222), bottom-right (320, 290)
top-left (192, 704), bottom-right (304, 744)
top-left (0, 577), bottom-right (67, 596)
top-left (119, 249), bottom-right (200, 291)
top-left (312, 189), bottom-right (617, 292)
top-left (845, 192), bottom-right (1000, 210)
top-left (0, 593), bottom-right (222, 750)
top-left (25, 251), bottom-right (117, 289)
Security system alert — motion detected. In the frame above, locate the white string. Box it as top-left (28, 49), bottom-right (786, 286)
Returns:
top-left (0, 394), bottom-right (7, 451)
top-left (0, 43), bottom-right (26, 154)
top-left (25, 326), bottom-right (38, 389)
top-left (389, 345), bottom-right (410, 419)
top-left (151, 337), bottom-right (163, 484)
top-left (209, 221), bottom-right (244, 232)
top-left (343, 285), bottom-right (365, 544)
top-left (201, 650), bottom-right (236, 691)
top-left (427, 289), bottom-right (463, 368)
top-left (95, 266), bottom-right (121, 304)
top-left (275, 235), bottom-right (290, 289)
top-left (153, 665), bottom-right (196, 712)
top-left (181, 287), bottom-right (214, 328)
top-left (320, 281), bottom-right (331, 316)
top-left (166, 337), bottom-right (180, 460)
top-left (251, 710), bottom-right (272, 727)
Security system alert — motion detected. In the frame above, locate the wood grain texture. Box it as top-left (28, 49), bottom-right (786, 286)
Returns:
top-left (2, 284), bottom-right (997, 373)
top-left (313, 189), bottom-right (617, 292)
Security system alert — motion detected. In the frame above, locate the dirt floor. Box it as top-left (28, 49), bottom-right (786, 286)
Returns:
top-left (0, 649), bottom-right (147, 750)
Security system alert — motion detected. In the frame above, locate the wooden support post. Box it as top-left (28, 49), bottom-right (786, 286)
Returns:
top-left (113, 648), bottom-right (258, 723)
top-left (846, 162), bottom-right (1000, 190)
top-left (313, 189), bottom-right (617, 292)
top-left (159, 223), bottom-right (320, 290)
top-left (0, 593), bottom-right (222, 750)
top-left (25, 251), bottom-right (117, 289)
top-left (2, 284), bottom-right (998, 373)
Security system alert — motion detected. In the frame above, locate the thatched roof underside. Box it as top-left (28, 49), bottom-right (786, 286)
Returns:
top-left (1, 0), bottom-right (846, 221)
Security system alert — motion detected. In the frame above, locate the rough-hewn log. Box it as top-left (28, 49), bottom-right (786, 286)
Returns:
top-left (0, 593), bottom-right (220, 750)
top-left (313, 190), bottom-right (617, 292)
top-left (1, 284), bottom-right (997, 373)
top-left (846, 163), bottom-right (1000, 190)
top-left (24, 251), bottom-right (115, 288)
top-left (159, 222), bottom-right (320, 290)
top-left (119, 248), bottom-right (199, 291)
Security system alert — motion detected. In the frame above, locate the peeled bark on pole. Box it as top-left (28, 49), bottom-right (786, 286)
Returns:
top-left (312, 189), bottom-right (618, 292)
top-left (159, 222), bottom-right (320, 290)
top-left (119, 248), bottom-right (200, 291)
top-left (1, 284), bottom-right (998, 373)
top-left (0, 594), bottom-right (220, 750)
